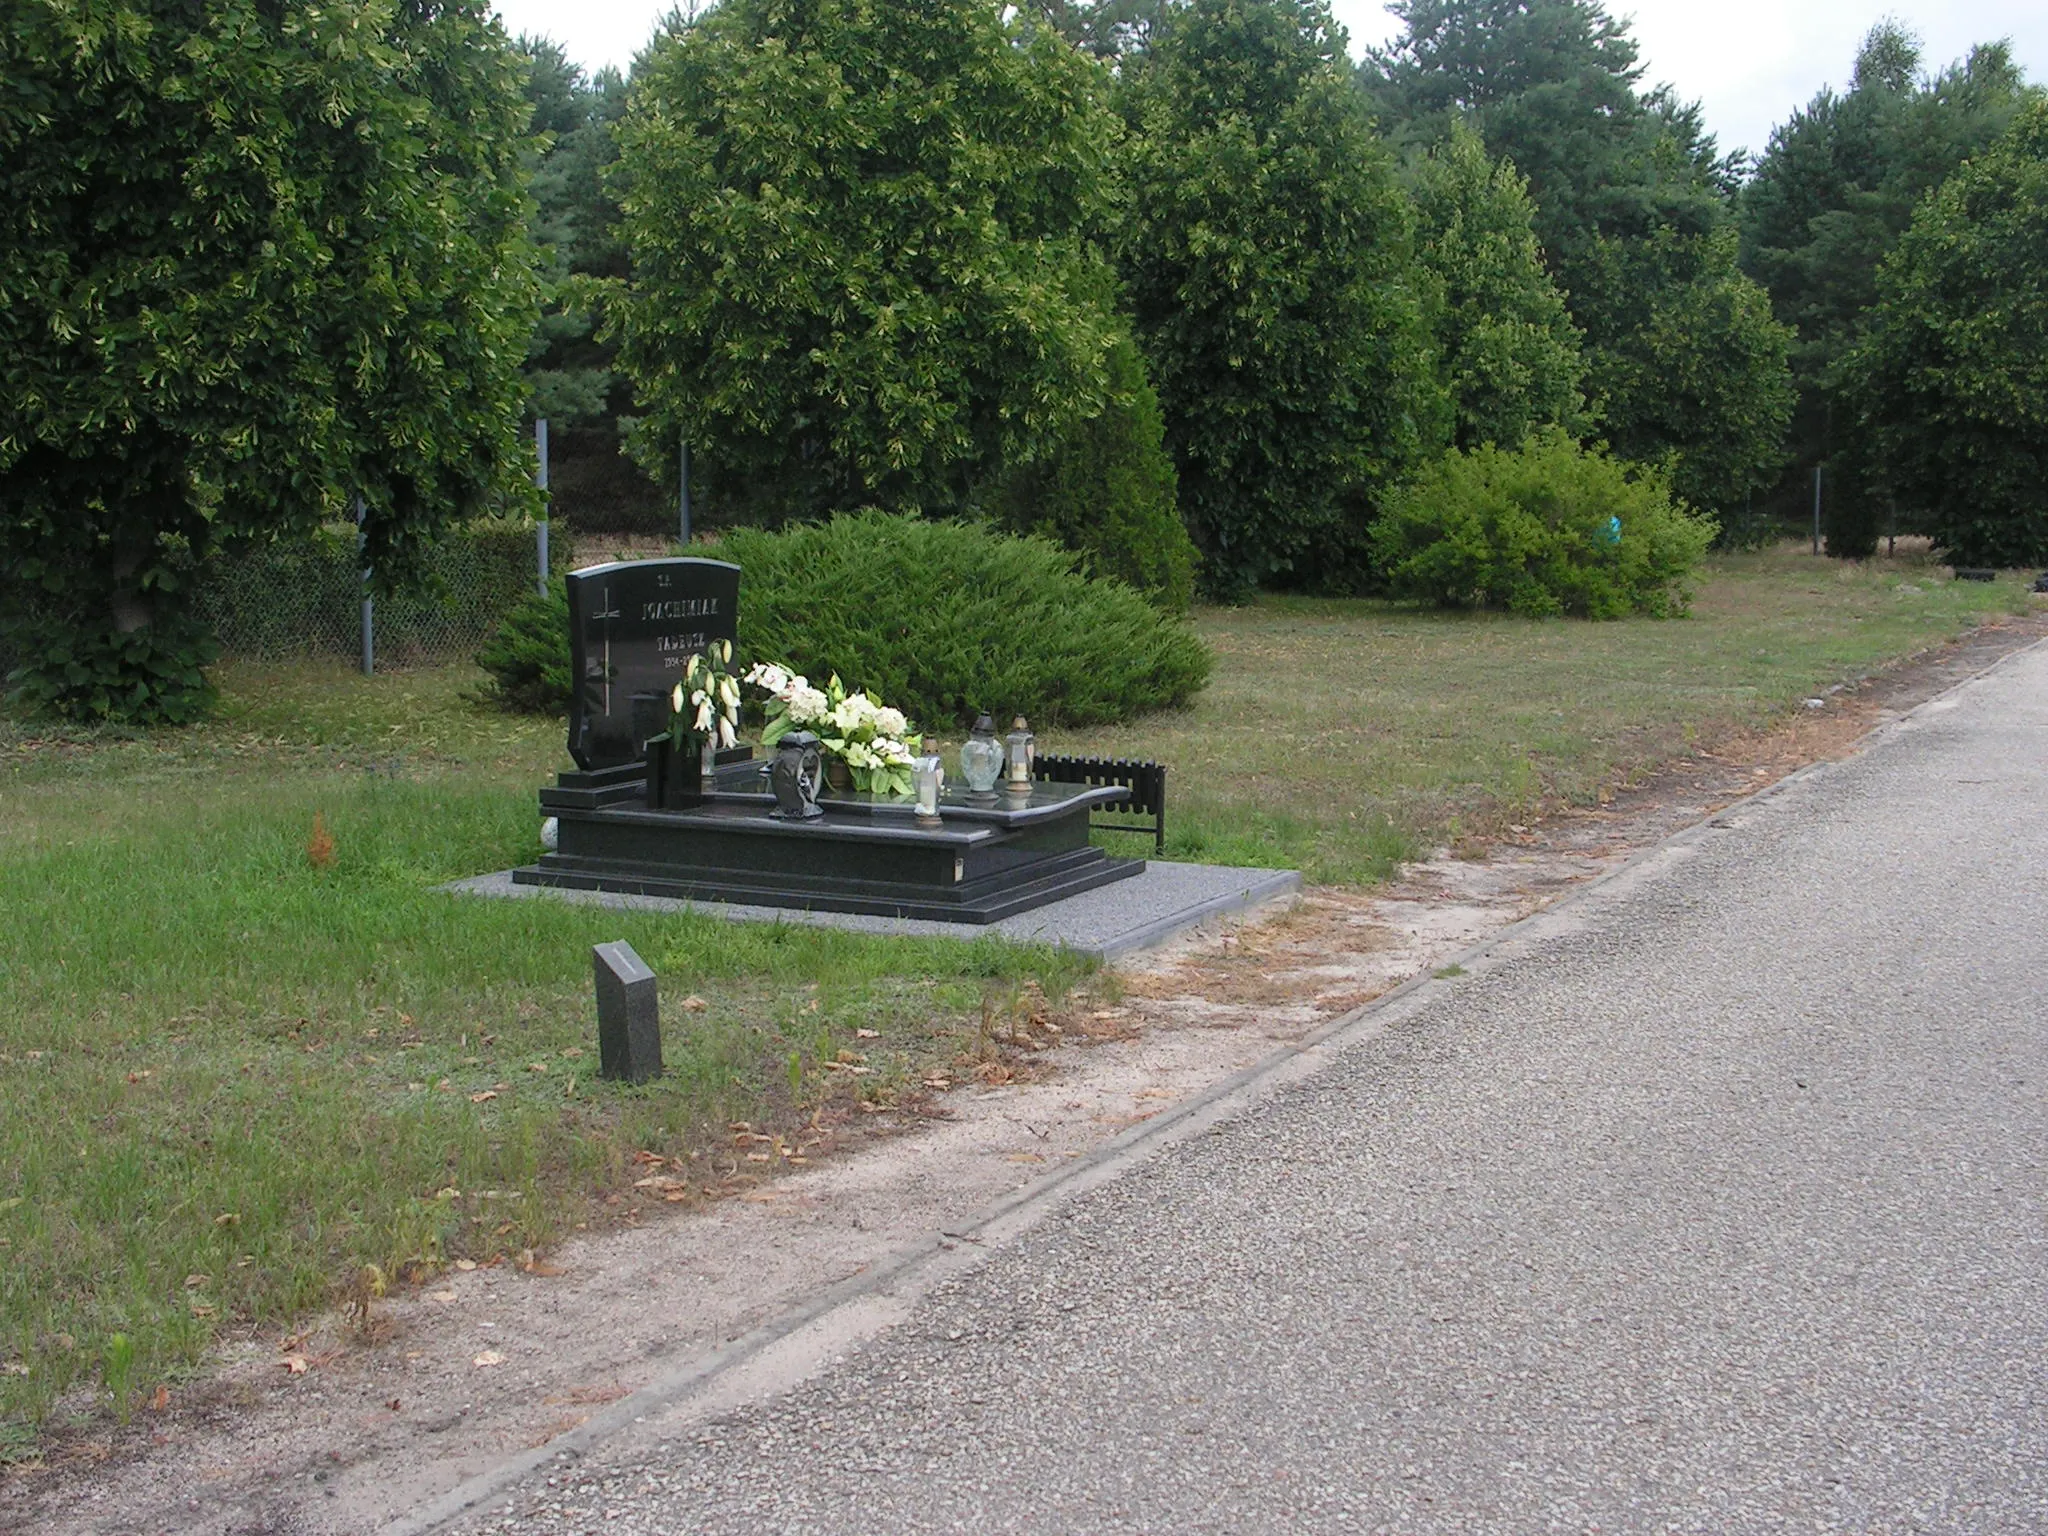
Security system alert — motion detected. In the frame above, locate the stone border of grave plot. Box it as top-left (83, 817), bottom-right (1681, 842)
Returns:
top-left (443, 859), bottom-right (1301, 962)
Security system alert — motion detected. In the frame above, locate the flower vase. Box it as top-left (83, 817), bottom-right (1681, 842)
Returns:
top-left (645, 737), bottom-right (706, 811)
top-left (823, 757), bottom-right (854, 796)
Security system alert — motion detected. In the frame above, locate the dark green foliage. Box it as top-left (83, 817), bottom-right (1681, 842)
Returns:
top-left (1821, 468), bottom-right (1884, 561)
top-left (514, 38), bottom-right (672, 534)
top-left (988, 335), bottom-right (1198, 613)
top-left (1366, 0), bottom-right (1793, 517)
top-left (518, 39), bottom-right (630, 432)
top-left (1118, 0), bottom-right (1444, 599)
top-left (728, 514), bottom-right (1211, 726)
top-left (475, 513), bottom-right (1211, 725)
top-left (1741, 27), bottom-right (2037, 540)
top-left (1572, 224), bottom-right (1796, 515)
top-left (1373, 432), bottom-right (1716, 618)
top-left (475, 579), bottom-right (575, 714)
top-left (0, 0), bottom-right (541, 722)
top-left (1839, 103), bottom-right (2048, 569)
top-left (608, 0), bottom-right (1125, 525)
top-left (1407, 123), bottom-right (1589, 450)
top-left (5, 608), bottom-right (220, 726)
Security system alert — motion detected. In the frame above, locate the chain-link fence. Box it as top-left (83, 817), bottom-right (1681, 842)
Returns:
top-left (194, 520), bottom-right (553, 665)
top-left (0, 522), bottom-right (556, 683)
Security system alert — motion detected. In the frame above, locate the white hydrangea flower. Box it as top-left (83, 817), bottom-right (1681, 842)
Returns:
top-left (785, 684), bottom-right (829, 723)
top-left (875, 706), bottom-right (908, 739)
top-left (872, 736), bottom-right (914, 766)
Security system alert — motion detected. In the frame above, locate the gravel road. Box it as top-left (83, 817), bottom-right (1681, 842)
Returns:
top-left (449, 641), bottom-right (2048, 1535)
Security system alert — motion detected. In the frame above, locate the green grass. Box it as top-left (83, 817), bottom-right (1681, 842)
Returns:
top-left (1044, 544), bottom-right (2035, 881)
top-left (0, 731), bottom-right (1089, 1436)
top-left (0, 539), bottom-right (2031, 1441)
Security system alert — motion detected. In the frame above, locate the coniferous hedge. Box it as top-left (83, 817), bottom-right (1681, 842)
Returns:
top-left (477, 512), bottom-right (1211, 728)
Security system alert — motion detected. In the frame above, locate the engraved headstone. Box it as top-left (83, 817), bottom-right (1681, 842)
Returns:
top-left (593, 940), bottom-right (662, 1083)
top-left (565, 558), bottom-right (740, 769)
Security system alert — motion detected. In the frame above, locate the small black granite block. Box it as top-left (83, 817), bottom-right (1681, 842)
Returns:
top-left (593, 940), bottom-right (662, 1083)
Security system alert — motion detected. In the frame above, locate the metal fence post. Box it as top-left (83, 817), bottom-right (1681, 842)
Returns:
top-left (355, 495), bottom-right (374, 676)
top-left (1812, 465), bottom-right (1822, 556)
top-left (679, 431), bottom-right (692, 548)
top-left (535, 418), bottom-right (551, 595)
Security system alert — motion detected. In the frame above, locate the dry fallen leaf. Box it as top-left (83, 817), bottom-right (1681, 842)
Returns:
top-left (472, 1351), bottom-right (505, 1368)
top-left (453, 1259), bottom-right (478, 1272)
top-left (525, 1062), bottom-right (547, 1074)
top-left (306, 812), bottom-right (335, 869)
top-left (469, 1090), bottom-right (498, 1103)
top-left (182, 1274), bottom-right (208, 1290)
top-left (149, 1385), bottom-right (169, 1412)
top-left (855, 1028), bottom-right (880, 1039)
top-left (280, 1356), bottom-right (310, 1375)
top-left (680, 995), bottom-right (708, 1012)
top-left (429, 1290), bottom-right (459, 1303)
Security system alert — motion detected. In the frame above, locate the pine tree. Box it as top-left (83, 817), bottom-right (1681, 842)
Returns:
top-left (1740, 25), bottom-right (2036, 553)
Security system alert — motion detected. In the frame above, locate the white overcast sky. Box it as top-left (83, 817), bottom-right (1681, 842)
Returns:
top-left (490, 0), bottom-right (2048, 160)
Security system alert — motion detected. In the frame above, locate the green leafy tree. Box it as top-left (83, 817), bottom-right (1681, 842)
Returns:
top-left (1407, 122), bottom-right (1589, 450)
top-left (1740, 25), bottom-right (2036, 553)
top-left (1366, 0), bottom-right (1792, 518)
top-left (1, 0), bottom-right (539, 722)
top-left (1117, 0), bottom-right (1444, 598)
top-left (607, 0), bottom-right (1125, 526)
top-left (1024, 0), bottom-right (1169, 59)
top-left (1572, 223), bottom-right (1794, 515)
top-left (1839, 103), bottom-right (2048, 569)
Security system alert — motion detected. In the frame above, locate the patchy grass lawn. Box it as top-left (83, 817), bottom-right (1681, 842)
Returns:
top-left (0, 538), bottom-right (2030, 1445)
top-left (1050, 543), bottom-right (2036, 881)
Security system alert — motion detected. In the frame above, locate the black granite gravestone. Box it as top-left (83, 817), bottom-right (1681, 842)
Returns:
top-left (593, 940), bottom-right (662, 1082)
top-left (566, 558), bottom-right (740, 770)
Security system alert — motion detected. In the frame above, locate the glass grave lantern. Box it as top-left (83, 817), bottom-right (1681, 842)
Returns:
top-left (960, 712), bottom-right (1004, 799)
top-left (1004, 715), bottom-right (1036, 796)
top-left (912, 755), bottom-right (945, 826)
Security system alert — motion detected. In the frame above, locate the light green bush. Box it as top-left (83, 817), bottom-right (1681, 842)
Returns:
top-left (1372, 433), bottom-right (1717, 619)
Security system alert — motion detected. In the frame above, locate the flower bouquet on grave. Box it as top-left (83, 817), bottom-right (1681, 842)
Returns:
top-left (745, 661), bottom-right (920, 797)
top-left (648, 641), bottom-right (740, 809)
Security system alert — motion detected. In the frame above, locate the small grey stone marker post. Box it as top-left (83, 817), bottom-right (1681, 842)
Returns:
top-left (593, 941), bottom-right (662, 1083)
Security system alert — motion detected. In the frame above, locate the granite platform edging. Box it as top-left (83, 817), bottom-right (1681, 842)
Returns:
top-left (443, 859), bottom-right (1301, 962)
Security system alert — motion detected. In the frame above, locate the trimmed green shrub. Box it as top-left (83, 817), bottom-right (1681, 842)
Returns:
top-left (476, 512), bottom-right (1211, 726)
top-left (473, 577), bottom-right (573, 714)
top-left (987, 336), bottom-right (1198, 614)
top-left (1373, 433), bottom-right (1717, 619)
